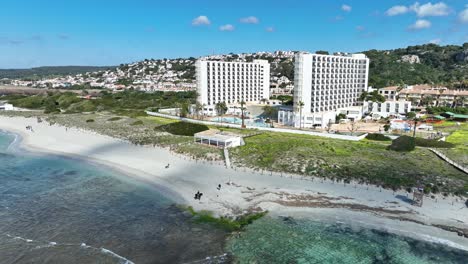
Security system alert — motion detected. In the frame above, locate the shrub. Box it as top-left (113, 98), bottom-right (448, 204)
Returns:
top-left (414, 138), bottom-right (455, 148)
top-left (365, 133), bottom-right (391, 141)
top-left (388, 136), bottom-right (415, 152)
top-left (156, 122), bottom-right (208, 136)
top-left (131, 120), bottom-right (144, 126)
top-left (86, 119), bottom-right (95, 123)
top-left (108, 117), bottom-right (122, 122)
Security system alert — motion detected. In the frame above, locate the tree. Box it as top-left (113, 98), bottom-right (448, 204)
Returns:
top-left (240, 100), bottom-right (246, 128)
top-left (360, 90), bottom-right (385, 103)
top-left (179, 102), bottom-right (190, 117)
top-left (420, 95), bottom-right (434, 107)
top-left (194, 102), bottom-right (203, 119)
top-left (297, 101), bottom-right (305, 129)
top-left (316, 50), bottom-right (329, 55)
top-left (215, 102), bottom-right (228, 117)
top-left (347, 121), bottom-right (361, 136)
top-left (262, 105), bottom-right (278, 128)
top-left (406, 112), bottom-right (419, 138)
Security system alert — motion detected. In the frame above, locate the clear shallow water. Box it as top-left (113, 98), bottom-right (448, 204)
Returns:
top-left (0, 131), bottom-right (229, 264)
top-left (227, 216), bottom-right (468, 264)
top-left (2, 130), bottom-right (468, 264)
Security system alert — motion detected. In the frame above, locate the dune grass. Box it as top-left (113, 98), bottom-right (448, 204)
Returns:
top-left (230, 132), bottom-right (468, 194)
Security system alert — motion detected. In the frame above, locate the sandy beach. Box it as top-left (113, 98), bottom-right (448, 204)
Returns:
top-left (1, 115), bottom-right (467, 250)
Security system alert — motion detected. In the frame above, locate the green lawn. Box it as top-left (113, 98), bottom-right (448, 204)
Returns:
top-left (140, 116), bottom-right (178, 126)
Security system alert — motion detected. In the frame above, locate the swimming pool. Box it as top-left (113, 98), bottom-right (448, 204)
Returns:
top-left (210, 117), bottom-right (271, 128)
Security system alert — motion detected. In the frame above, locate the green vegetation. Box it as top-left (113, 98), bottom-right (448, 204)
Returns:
top-left (359, 90), bottom-right (385, 103)
top-left (364, 43), bottom-right (468, 88)
top-left (427, 107), bottom-right (468, 115)
top-left (365, 133), bottom-right (391, 141)
top-left (141, 116), bottom-right (178, 125)
top-left (230, 132), bottom-right (467, 193)
top-left (130, 120), bottom-right (144, 126)
top-left (414, 138), bottom-right (455, 148)
top-left (388, 136), bottom-right (416, 152)
top-left (107, 117), bottom-right (122, 121)
top-left (182, 206), bottom-right (268, 232)
top-left (5, 90), bottom-right (197, 118)
top-left (156, 122), bottom-right (209, 136)
top-left (215, 102), bottom-right (228, 116)
top-left (0, 66), bottom-right (114, 80)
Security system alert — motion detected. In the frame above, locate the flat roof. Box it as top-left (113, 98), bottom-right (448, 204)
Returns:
top-left (194, 130), bottom-right (241, 142)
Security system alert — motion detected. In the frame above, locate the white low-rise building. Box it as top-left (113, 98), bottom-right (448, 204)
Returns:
top-left (194, 130), bottom-right (242, 148)
top-left (364, 100), bottom-right (412, 119)
top-left (0, 103), bottom-right (14, 111)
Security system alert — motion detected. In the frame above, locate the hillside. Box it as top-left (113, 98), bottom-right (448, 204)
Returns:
top-left (364, 43), bottom-right (468, 88)
top-left (0, 66), bottom-right (115, 80)
top-left (3, 43), bottom-right (467, 90)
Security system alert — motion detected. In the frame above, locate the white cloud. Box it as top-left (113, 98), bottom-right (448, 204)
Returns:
top-left (192, 16), bottom-right (211, 26)
top-left (265, 27), bottom-right (275, 32)
top-left (429, 38), bottom-right (441, 44)
top-left (356, 25), bottom-right (365, 31)
top-left (341, 4), bottom-right (352, 12)
top-left (459, 5), bottom-right (468, 23)
top-left (240, 16), bottom-right (259, 24)
top-left (219, 24), bottom-right (235, 31)
top-left (411, 2), bottom-right (450, 17)
top-left (386, 2), bottom-right (450, 17)
top-left (385, 5), bottom-right (410, 16)
top-left (408, 19), bottom-right (432, 30)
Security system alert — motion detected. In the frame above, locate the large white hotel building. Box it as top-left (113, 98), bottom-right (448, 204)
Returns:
top-left (279, 52), bottom-right (370, 128)
top-left (196, 59), bottom-right (270, 114)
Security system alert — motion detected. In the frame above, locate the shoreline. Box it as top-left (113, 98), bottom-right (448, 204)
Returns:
top-left (1, 115), bottom-right (468, 251)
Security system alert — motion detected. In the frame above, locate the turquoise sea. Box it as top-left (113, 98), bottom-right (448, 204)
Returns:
top-left (0, 130), bottom-right (467, 264)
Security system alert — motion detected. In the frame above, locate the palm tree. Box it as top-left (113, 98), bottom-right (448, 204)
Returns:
top-left (215, 102), bottom-right (228, 122)
top-left (262, 105), bottom-right (278, 128)
top-left (297, 101), bottom-right (305, 129)
top-left (240, 100), bottom-right (246, 128)
top-left (194, 102), bottom-right (203, 120)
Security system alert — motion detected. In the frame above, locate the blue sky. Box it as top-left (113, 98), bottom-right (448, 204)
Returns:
top-left (1, 0), bottom-right (467, 68)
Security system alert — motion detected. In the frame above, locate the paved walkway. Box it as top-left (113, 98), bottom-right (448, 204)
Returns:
top-left (224, 148), bottom-right (231, 168)
top-left (429, 148), bottom-right (468, 174)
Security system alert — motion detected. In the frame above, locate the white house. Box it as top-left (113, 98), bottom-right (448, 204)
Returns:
top-left (0, 103), bottom-right (14, 111)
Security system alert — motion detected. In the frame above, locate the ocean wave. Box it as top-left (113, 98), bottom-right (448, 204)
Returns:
top-left (182, 253), bottom-right (229, 264)
top-left (100, 248), bottom-right (135, 264)
top-left (4, 234), bottom-right (135, 263)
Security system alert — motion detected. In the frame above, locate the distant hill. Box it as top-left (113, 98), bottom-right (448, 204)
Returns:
top-left (363, 43), bottom-right (468, 88)
top-left (3, 43), bottom-right (467, 89)
top-left (0, 66), bottom-right (115, 80)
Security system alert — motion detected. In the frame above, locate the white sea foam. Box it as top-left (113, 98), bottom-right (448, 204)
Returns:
top-left (100, 248), bottom-right (135, 264)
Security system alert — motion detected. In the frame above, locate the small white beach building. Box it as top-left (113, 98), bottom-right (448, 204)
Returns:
top-left (194, 130), bottom-right (242, 148)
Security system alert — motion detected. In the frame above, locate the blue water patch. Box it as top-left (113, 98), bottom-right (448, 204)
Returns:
top-left (0, 131), bottom-right (228, 264)
top-left (227, 216), bottom-right (468, 264)
top-left (210, 117), bottom-right (271, 128)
